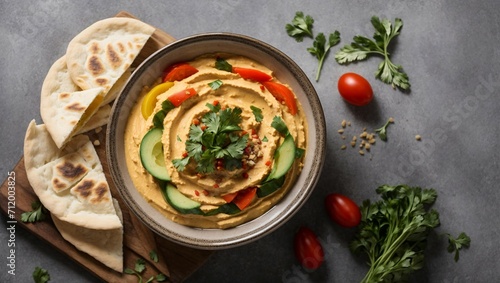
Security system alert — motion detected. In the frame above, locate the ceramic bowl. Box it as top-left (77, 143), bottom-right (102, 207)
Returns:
top-left (107, 33), bottom-right (326, 249)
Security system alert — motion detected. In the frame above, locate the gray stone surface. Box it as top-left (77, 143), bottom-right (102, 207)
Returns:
top-left (1, 0), bottom-right (499, 282)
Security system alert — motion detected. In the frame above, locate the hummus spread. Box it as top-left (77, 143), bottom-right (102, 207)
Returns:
top-left (124, 53), bottom-right (307, 229)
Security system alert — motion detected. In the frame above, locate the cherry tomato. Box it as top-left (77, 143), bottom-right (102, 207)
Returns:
top-left (294, 226), bottom-right (324, 270)
top-left (325, 193), bottom-right (361, 228)
top-left (337, 72), bottom-right (373, 106)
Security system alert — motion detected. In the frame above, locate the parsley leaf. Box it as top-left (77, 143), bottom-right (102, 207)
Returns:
top-left (135, 258), bottom-right (146, 273)
top-left (208, 79), bottom-right (223, 90)
top-left (215, 57), bottom-right (232, 72)
top-left (286, 11), bottom-right (314, 42)
top-left (156, 273), bottom-right (168, 282)
top-left (307, 31), bottom-right (341, 81)
top-left (351, 185), bottom-right (441, 283)
top-left (33, 266), bottom-right (50, 283)
top-left (271, 116), bottom-right (289, 136)
top-left (446, 232), bottom-right (471, 262)
top-left (250, 105), bottom-right (263, 122)
top-left (374, 117), bottom-right (394, 141)
top-left (21, 200), bottom-right (47, 223)
top-left (149, 250), bottom-right (159, 263)
top-left (335, 16), bottom-right (410, 90)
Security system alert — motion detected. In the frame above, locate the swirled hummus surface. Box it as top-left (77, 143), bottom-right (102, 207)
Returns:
top-left (124, 53), bottom-right (307, 229)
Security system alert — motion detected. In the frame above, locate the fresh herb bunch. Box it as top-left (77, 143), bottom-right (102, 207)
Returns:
top-left (286, 11), bottom-right (314, 42)
top-left (173, 103), bottom-right (249, 173)
top-left (335, 16), bottom-right (410, 90)
top-left (307, 31), bottom-right (341, 82)
top-left (351, 185), bottom-right (440, 283)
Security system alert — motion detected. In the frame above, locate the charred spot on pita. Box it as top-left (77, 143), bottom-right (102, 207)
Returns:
top-left (59, 92), bottom-right (70, 99)
top-left (74, 180), bottom-right (94, 198)
top-left (57, 161), bottom-right (88, 180)
top-left (106, 44), bottom-right (122, 69)
top-left (88, 55), bottom-right (104, 76)
top-left (90, 42), bottom-right (101, 54)
top-left (95, 78), bottom-right (108, 86)
top-left (66, 102), bottom-right (86, 112)
top-left (117, 42), bottom-right (126, 53)
top-left (91, 183), bottom-right (110, 204)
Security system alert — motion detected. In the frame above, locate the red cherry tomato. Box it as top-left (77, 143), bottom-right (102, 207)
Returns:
top-left (325, 193), bottom-right (361, 228)
top-left (337, 72), bottom-right (373, 106)
top-left (294, 226), bottom-right (324, 270)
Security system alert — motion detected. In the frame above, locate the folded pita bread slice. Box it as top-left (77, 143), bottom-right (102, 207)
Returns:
top-left (52, 198), bottom-right (123, 272)
top-left (76, 103), bottom-right (111, 135)
top-left (41, 56), bottom-right (105, 148)
top-left (66, 17), bottom-right (154, 100)
top-left (24, 120), bottom-right (122, 230)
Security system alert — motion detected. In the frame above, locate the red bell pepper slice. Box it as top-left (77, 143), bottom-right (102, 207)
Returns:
top-left (232, 187), bottom-right (257, 210)
top-left (232, 67), bottom-right (272, 82)
top-left (162, 63), bottom-right (199, 82)
top-left (167, 88), bottom-right (197, 107)
top-left (221, 192), bottom-right (238, 203)
top-left (261, 81), bottom-right (298, 115)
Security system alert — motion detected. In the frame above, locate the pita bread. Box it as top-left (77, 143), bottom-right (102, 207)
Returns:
top-left (76, 103), bottom-right (111, 135)
top-left (40, 56), bottom-right (105, 148)
top-left (24, 120), bottom-right (122, 230)
top-left (52, 198), bottom-right (123, 272)
top-left (66, 17), bottom-right (154, 100)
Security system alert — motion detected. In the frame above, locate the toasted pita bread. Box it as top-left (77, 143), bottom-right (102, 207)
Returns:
top-left (66, 17), bottom-right (154, 100)
top-left (76, 103), bottom-right (111, 135)
top-left (24, 120), bottom-right (122, 230)
top-left (52, 198), bottom-right (123, 272)
top-left (40, 56), bottom-right (105, 148)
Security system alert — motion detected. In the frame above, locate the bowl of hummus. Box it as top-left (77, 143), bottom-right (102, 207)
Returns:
top-left (107, 33), bottom-right (326, 249)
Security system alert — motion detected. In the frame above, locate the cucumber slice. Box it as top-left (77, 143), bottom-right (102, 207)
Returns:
top-left (140, 128), bottom-right (170, 181)
top-left (163, 183), bottom-right (203, 215)
top-left (266, 134), bottom-right (296, 181)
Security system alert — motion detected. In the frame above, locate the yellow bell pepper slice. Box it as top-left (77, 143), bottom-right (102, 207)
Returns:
top-left (141, 82), bottom-right (175, 119)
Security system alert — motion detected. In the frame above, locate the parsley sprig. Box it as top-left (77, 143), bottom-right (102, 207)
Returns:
top-left (351, 185), bottom-right (440, 283)
top-left (446, 232), bottom-right (471, 262)
top-left (335, 16), bottom-right (410, 90)
top-left (125, 257), bottom-right (167, 283)
top-left (307, 31), bottom-right (341, 81)
top-left (173, 104), bottom-right (249, 173)
top-left (21, 200), bottom-right (47, 223)
top-left (33, 266), bottom-right (50, 283)
top-left (285, 11), bottom-right (314, 42)
top-left (374, 117), bottom-right (394, 141)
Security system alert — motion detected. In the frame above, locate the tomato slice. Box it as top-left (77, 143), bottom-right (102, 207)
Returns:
top-left (233, 67), bottom-right (272, 82)
top-left (167, 88), bottom-right (197, 107)
top-left (162, 63), bottom-right (199, 82)
top-left (232, 187), bottom-right (257, 210)
top-left (261, 81), bottom-right (298, 115)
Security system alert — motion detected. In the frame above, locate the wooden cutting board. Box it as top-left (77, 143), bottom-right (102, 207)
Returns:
top-left (0, 11), bottom-right (212, 283)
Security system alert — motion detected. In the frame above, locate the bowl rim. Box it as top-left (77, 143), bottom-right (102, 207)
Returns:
top-left (106, 32), bottom-right (326, 249)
